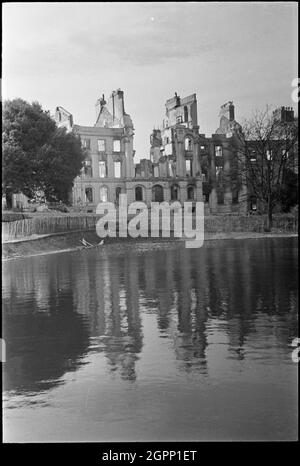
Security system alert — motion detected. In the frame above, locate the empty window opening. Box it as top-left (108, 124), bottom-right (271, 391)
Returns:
top-left (113, 140), bottom-right (121, 152)
top-left (114, 161), bottom-right (121, 178)
top-left (99, 161), bottom-right (106, 178)
top-left (100, 186), bottom-right (108, 202)
top-left (85, 187), bottom-right (93, 203)
top-left (187, 186), bottom-right (194, 200)
top-left (135, 186), bottom-right (143, 201)
top-left (97, 139), bottom-right (105, 152)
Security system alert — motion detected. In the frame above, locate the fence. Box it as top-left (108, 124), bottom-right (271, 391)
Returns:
top-left (2, 212), bottom-right (30, 222)
top-left (2, 213), bottom-right (298, 242)
top-left (204, 215), bottom-right (298, 233)
top-left (2, 215), bottom-right (101, 241)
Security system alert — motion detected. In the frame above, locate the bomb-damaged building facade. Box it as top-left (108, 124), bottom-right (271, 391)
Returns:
top-left (55, 89), bottom-right (295, 214)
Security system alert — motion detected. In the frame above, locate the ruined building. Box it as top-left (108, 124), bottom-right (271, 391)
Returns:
top-left (136, 92), bottom-right (203, 204)
top-left (9, 90), bottom-right (296, 212)
top-left (136, 94), bottom-right (247, 213)
top-left (56, 90), bottom-right (136, 208)
top-left (55, 89), bottom-right (247, 213)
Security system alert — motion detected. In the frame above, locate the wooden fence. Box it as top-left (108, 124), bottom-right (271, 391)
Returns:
top-left (2, 213), bottom-right (298, 242)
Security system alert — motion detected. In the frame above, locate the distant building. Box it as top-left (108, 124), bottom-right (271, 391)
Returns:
top-left (273, 106), bottom-right (295, 123)
top-left (246, 106), bottom-right (297, 212)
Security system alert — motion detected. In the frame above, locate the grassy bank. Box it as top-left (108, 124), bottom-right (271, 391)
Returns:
top-left (2, 229), bottom-right (298, 261)
top-left (2, 230), bottom-right (179, 260)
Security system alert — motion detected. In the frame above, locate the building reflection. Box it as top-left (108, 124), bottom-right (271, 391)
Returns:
top-left (69, 250), bottom-right (144, 382)
top-left (2, 237), bottom-right (298, 393)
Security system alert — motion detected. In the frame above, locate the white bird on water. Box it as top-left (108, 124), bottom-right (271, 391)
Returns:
top-left (80, 237), bottom-right (104, 247)
top-left (81, 237), bottom-right (93, 247)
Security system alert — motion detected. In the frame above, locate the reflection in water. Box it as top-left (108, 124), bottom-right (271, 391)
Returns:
top-left (2, 238), bottom-right (298, 440)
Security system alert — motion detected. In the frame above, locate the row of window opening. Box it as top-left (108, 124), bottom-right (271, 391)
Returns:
top-left (83, 185), bottom-right (196, 204)
top-left (82, 138), bottom-right (223, 159)
top-left (82, 139), bottom-right (121, 152)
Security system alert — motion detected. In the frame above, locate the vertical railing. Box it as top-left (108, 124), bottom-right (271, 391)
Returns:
top-left (2, 214), bottom-right (298, 242)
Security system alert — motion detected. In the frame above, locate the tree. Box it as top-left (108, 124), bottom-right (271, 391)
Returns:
top-left (2, 99), bottom-right (85, 205)
top-left (36, 128), bottom-right (85, 203)
top-left (240, 107), bottom-right (298, 231)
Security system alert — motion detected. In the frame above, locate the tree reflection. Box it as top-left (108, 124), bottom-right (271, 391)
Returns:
top-left (3, 256), bottom-right (90, 393)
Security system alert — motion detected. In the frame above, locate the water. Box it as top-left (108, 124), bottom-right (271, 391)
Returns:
top-left (2, 238), bottom-right (298, 441)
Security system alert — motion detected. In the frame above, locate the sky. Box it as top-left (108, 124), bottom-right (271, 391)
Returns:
top-left (3, 2), bottom-right (298, 161)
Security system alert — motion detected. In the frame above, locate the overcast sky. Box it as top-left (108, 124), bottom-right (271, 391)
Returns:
top-left (3, 2), bottom-right (298, 160)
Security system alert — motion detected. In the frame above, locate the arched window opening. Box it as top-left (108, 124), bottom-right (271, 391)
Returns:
top-left (171, 185), bottom-right (179, 201)
top-left (152, 185), bottom-right (164, 202)
top-left (185, 137), bottom-right (192, 151)
top-left (135, 186), bottom-right (143, 201)
top-left (215, 146), bottom-right (223, 157)
top-left (116, 187), bottom-right (122, 203)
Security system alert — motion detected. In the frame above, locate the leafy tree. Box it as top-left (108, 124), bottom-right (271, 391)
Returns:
top-left (2, 99), bottom-right (85, 205)
top-left (37, 128), bottom-right (85, 203)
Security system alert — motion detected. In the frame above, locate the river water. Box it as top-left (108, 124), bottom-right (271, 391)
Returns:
top-left (2, 238), bottom-right (298, 441)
